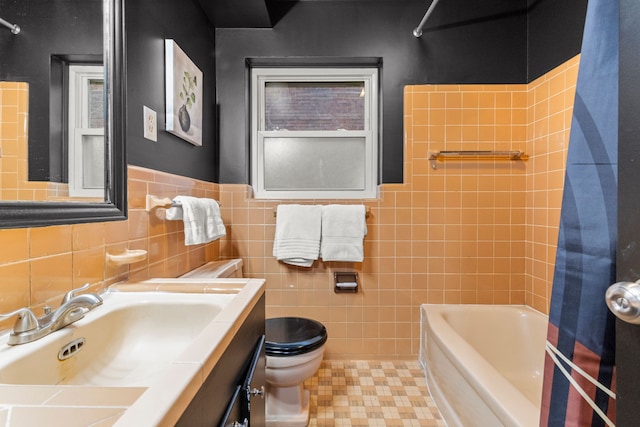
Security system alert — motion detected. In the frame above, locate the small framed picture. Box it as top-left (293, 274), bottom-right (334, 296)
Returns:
top-left (165, 39), bottom-right (203, 146)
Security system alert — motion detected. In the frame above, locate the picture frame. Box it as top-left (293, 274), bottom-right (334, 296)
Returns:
top-left (165, 39), bottom-right (203, 146)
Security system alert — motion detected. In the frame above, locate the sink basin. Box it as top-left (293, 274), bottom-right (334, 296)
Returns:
top-left (0, 291), bottom-right (236, 387)
top-left (0, 277), bottom-right (266, 427)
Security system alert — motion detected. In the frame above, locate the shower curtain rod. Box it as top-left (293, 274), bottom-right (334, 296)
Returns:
top-left (413, 0), bottom-right (442, 37)
top-left (0, 16), bottom-right (20, 34)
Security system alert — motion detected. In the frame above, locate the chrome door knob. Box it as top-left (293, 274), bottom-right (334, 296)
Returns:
top-left (606, 280), bottom-right (640, 324)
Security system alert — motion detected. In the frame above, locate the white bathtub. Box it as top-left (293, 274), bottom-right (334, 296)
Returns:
top-left (419, 304), bottom-right (548, 427)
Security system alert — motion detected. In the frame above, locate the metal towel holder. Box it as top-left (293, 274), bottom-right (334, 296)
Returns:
top-left (428, 150), bottom-right (529, 169)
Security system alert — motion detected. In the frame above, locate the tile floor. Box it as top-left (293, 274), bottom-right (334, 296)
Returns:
top-left (305, 360), bottom-right (446, 427)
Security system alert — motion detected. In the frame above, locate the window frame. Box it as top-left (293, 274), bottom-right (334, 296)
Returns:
top-left (250, 67), bottom-right (379, 199)
top-left (67, 64), bottom-right (105, 198)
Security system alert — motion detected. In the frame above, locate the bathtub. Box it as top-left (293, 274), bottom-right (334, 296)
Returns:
top-left (419, 304), bottom-right (548, 427)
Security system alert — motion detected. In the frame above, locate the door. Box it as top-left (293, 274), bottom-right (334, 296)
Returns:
top-left (243, 335), bottom-right (266, 426)
top-left (220, 385), bottom-right (246, 427)
top-left (614, 0), bottom-right (640, 424)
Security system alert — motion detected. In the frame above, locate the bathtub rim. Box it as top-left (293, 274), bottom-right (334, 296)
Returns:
top-left (420, 304), bottom-right (546, 427)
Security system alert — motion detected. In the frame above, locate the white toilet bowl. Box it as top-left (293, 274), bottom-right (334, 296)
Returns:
top-left (265, 317), bottom-right (328, 427)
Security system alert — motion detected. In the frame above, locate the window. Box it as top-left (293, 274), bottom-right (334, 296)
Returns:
top-left (68, 65), bottom-right (104, 198)
top-left (251, 68), bottom-right (379, 199)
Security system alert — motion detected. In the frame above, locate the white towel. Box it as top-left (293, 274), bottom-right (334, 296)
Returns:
top-left (273, 205), bottom-right (322, 267)
top-left (320, 205), bottom-right (367, 262)
top-left (166, 196), bottom-right (226, 246)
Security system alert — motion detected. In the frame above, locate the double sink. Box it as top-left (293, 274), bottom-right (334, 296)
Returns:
top-left (0, 278), bottom-right (265, 426)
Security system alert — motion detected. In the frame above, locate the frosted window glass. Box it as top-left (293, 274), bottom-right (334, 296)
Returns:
top-left (264, 82), bottom-right (364, 131)
top-left (88, 79), bottom-right (104, 128)
top-left (82, 134), bottom-right (105, 189)
top-left (264, 137), bottom-right (365, 190)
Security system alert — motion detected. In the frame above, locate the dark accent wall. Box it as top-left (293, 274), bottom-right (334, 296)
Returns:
top-left (1, 0), bottom-right (588, 188)
top-left (125, 0), bottom-right (218, 182)
top-left (216, 0), bottom-right (530, 184)
top-left (527, 0), bottom-right (588, 81)
top-left (0, 0), bottom-right (102, 182)
top-left (130, 0), bottom-right (586, 185)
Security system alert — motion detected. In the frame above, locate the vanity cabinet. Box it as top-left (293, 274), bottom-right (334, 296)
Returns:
top-left (176, 294), bottom-right (265, 427)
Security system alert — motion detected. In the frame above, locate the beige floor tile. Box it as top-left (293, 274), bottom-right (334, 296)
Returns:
top-left (305, 360), bottom-right (446, 427)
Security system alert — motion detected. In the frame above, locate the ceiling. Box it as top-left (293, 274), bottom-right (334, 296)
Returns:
top-left (197, 0), bottom-right (418, 29)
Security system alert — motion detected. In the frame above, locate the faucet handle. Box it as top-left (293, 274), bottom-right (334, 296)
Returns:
top-left (0, 308), bottom-right (38, 333)
top-left (61, 283), bottom-right (91, 305)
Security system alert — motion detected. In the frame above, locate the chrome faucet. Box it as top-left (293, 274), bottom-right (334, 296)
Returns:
top-left (0, 284), bottom-right (103, 346)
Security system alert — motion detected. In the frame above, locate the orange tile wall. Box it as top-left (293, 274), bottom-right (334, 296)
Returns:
top-left (217, 56), bottom-right (579, 359)
top-left (0, 56), bottom-right (578, 359)
top-left (525, 56), bottom-right (579, 312)
top-left (0, 166), bottom-right (220, 327)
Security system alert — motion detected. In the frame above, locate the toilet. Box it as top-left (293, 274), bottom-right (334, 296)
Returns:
top-left (264, 317), bottom-right (327, 427)
top-left (179, 258), bottom-right (244, 279)
top-left (180, 259), bottom-right (328, 427)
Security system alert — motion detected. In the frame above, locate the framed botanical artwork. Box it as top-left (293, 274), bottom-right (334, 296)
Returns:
top-left (165, 39), bottom-right (203, 146)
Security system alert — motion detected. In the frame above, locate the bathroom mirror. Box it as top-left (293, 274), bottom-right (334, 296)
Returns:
top-left (0, 0), bottom-right (126, 228)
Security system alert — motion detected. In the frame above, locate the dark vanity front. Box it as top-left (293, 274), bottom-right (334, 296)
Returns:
top-left (177, 294), bottom-right (266, 427)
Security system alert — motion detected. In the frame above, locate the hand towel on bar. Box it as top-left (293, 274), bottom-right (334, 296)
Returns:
top-left (273, 204), bottom-right (322, 267)
top-left (166, 196), bottom-right (226, 245)
top-left (320, 205), bottom-right (367, 262)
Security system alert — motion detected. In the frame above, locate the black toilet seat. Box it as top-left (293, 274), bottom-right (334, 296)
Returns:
top-left (265, 317), bottom-right (328, 356)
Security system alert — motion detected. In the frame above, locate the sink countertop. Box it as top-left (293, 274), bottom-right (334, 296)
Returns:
top-left (0, 278), bottom-right (266, 427)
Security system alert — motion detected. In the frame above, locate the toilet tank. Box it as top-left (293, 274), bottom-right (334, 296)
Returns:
top-left (180, 259), bottom-right (244, 278)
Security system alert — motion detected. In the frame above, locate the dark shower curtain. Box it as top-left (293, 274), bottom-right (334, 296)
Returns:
top-left (540, 0), bottom-right (618, 425)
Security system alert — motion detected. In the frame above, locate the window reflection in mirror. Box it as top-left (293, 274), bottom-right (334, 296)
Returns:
top-left (49, 54), bottom-right (105, 202)
top-left (68, 65), bottom-right (104, 199)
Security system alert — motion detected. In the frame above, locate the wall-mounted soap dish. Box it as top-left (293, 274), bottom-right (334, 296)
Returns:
top-left (334, 272), bottom-right (358, 293)
top-left (106, 249), bottom-right (147, 266)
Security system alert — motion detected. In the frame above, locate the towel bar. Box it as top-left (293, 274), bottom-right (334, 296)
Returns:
top-left (428, 150), bottom-right (529, 169)
top-left (145, 195), bottom-right (174, 211)
top-left (145, 194), bottom-right (221, 212)
top-left (272, 206), bottom-right (371, 218)
top-left (429, 150), bottom-right (528, 160)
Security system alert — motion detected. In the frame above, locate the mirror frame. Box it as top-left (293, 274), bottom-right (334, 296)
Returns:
top-left (0, 0), bottom-right (127, 228)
